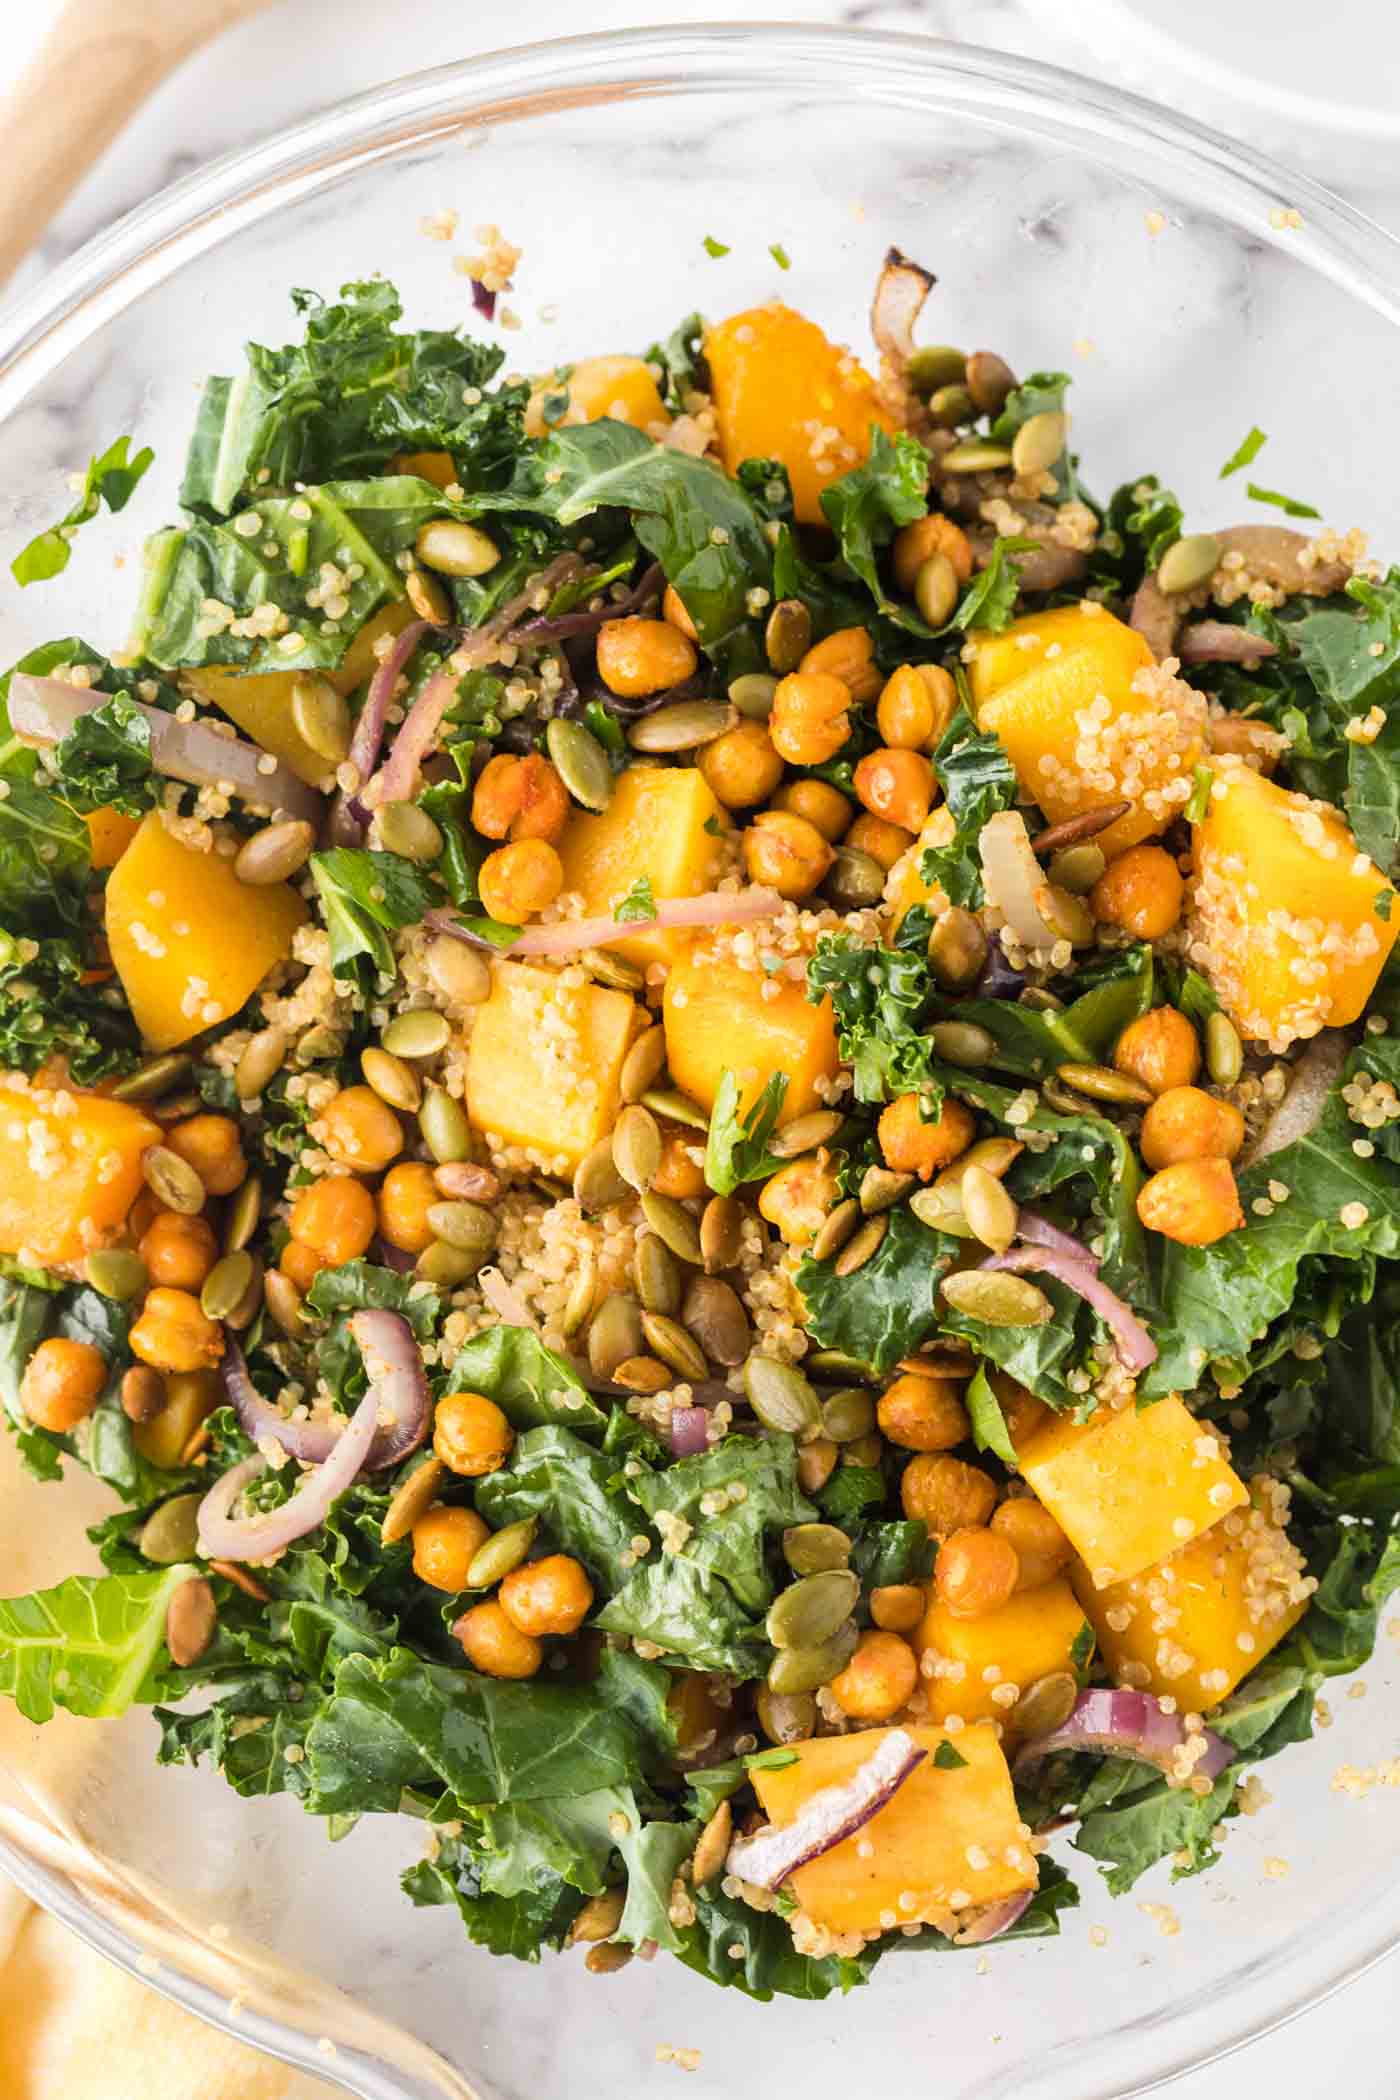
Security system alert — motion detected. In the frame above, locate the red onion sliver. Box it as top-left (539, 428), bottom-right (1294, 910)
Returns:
top-left (346, 616), bottom-right (429, 790)
top-left (349, 1308), bottom-right (432, 1470)
top-left (223, 1334), bottom-right (338, 1464)
top-left (951, 1890), bottom-right (1034, 1946)
top-left (980, 1245), bottom-right (1157, 1372)
top-left (1178, 621), bottom-right (1279, 666)
top-left (1015, 1687), bottom-right (1235, 1786)
top-left (669, 1405), bottom-right (711, 1458)
top-left (508, 561), bottom-right (664, 645)
top-left (725, 1729), bottom-right (926, 1890)
top-left (1014, 1209), bottom-right (1100, 1270)
top-left (501, 885), bottom-right (785, 959)
top-left (196, 1388), bottom-right (379, 1563)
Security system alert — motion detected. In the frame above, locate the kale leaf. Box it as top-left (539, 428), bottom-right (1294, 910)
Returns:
top-left (704, 1070), bottom-right (789, 1195)
top-left (820, 429), bottom-right (931, 632)
top-left (796, 1206), bottom-right (956, 1373)
top-left (48, 690), bottom-right (154, 815)
top-left (12, 436), bottom-right (154, 586)
top-left (309, 848), bottom-right (440, 979)
top-left (919, 706), bottom-right (1018, 908)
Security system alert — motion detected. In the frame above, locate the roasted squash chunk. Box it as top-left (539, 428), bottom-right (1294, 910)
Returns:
top-left (84, 807), bottom-right (140, 869)
top-left (466, 961), bottom-right (639, 1171)
top-left (1189, 760), bottom-right (1398, 1051)
top-left (105, 813), bottom-right (307, 1052)
top-left (704, 304), bottom-right (895, 527)
top-left (1017, 1394), bottom-right (1248, 1592)
top-left (916, 1576), bottom-right (1090, 1730)
top-left (883, 808), bottom-right (952, 931)
top-left (526, 355), bottom-right (670, 437)
top-left (751, 1723), bottom-right (1036, 1937)
top-left (557, 765), bottom-right (727, 966)
top-left (663, 952), bottom-right (838, 1126)
top-left (0, 1074), bottom-right (158, 1264)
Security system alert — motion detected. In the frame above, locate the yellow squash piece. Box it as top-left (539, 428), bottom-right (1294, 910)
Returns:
top-left (105, 813), bottom-right (307, 1053)
top-left (556, 765), bottom-right (728, 967)
top-left (751, 1723), bottom-right (1036, 1938)
top-left (465, 960), bottom-right (639, 1172)
top-left (915, 1576), bottom-right (1090, 1730)
top-left (386, 449), bottom-right (457, 489)
top-left (883, 808), bottom-right (952, 932)
top-left (0, 1075), bottom-right (158, 1265)
top-left (969, 604), bottom-right (1203, 857)
top-left (1017, 1393), bottom-right (1248, 1592)
top-left (84, 807), bottom-right (140, 869)
top-left (526, 356), bottom-right (671, 438)
top-left (1072, 1506), bottom-right (1311, 1713)
top-left (663, 952), bottom-right (839, 1127)
top-left (1189, 760), bottom-right (1398, 1050)
top-left (704, 303), bottom-right (895, 527)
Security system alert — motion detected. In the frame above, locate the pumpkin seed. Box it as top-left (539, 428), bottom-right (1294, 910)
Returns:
top-left (426, 1200), bottom-right (498, 1260)
top-left (417, 1238), bottom-right (487, 1286)
top-left (359, 1044), bottom-right (420, 1113)
top-left (570, 1887), bottom-right (628, 1943)
top-left (85, 1248), bottom-right (148, 1301)
top-left (728, 671), bottom-right (780, 719)
top-left (1019, 987), bottom-right (1066, 1013)
top-left (641, 1311), bottom-right (709, 1382)
top-left (940, 441), bottom-right (1014, 474)
top-left (782, 1523), bottom-right (853, 1575)
top-left (121, 1365), bottom-right (166, 1423)
top-left (380, 1454), bottom-right (448, 1545)
top-left (927, 382), bottom-right (975, 429)
top-left (294, 1022), bottom-right (345, 1066)
top-left (1036, 884), bottom-right (1095, 945)
top-left (263, 1269), bottom-right (306, 1336)
top-left (111, 1053), bottom-right (191, 1103)
top-left (755, 1685), bottom-right (817, 1745)
top-left (233, 819), bottom-right (315, 887)
top-left (613, 1355), bottom-right (673, 1394)
top-left (927, 906), bottom-right (988, 990)
top-left (377, 800), bottom-right (444, 863)
top-left (1014, 1669), bottom-right (1079, 1739)
top-left (573, 1137), bottom-right (632, 1212)
top-left (382, 1008), bottom-right (451, 1060)
top-left (690, 1800), bottom-right (732, 1887)
top-left (859, 1164), bottom-right (915, 1214)
top-left (588, 1294), bottom-right (644, 1381)
top-left (1206, 1010), bottom-right (1243, 1087)
top-left (680, 1274), bottom-right (750, 1366)
top-left (546, 717), bottom-right (614, 812)
top-left (960, 1164), bottom-right (1018, 1254)
top-left (914, 551), bottom-right (960, 627)
top-left (620, 1026), bottom-right (667, 1104)
top-left (201, 1250), bottom-right (254, 1321)
top-left (965, 350), bottom-right (1018, 416)
top-left (767, 1568), bottom-right (861, 1649)
top-left (1157, 531), bottom-right (1221, 595)
top-left (415, 518), bottom-right (500, 577)
top-left (833, 1214), bottom-right (886, 1277)
top-left (820, 1387), bottom-right (876, 1443)
top-left (142, 1144), bottom-right (205, 1215)
top-left (795, 1437), bottom-right (838, 1493)
top-left (842, 1431), bottom-right (885, 1468)
top-left (434, 1161), bottom-right (500, 1203)
top-left (467, 1518), bottom-right (537, 1589)
top-left (1011, 410), bottom-right (1068, 479)
top-left (935, 1136), bottom-right (1023, 1189)
top-left (765, 1621), bottom-right (859, 1695)
top-left (763, 598), bottom-right (812, 675)
top-left (769, 1109), bottom-right (843, 1160)
top-left (805, 1349), bottom-right (874, 1379)
top-left (581, 948), bottom-right (645, 992)
top-left (561, 1246), bottom-right (598, 1340)
top-left (225, 1255), bottom-right (264, 1330)
top-left (700, 1193), bottom-right (743, 1273)
top-left (1047, 842), bottom-right (1105, 894)
top-left (628, 700), bottom-right (737, 753)
top-left (930, 1020), bottom-right (995, 1068)
top-left (405, 565), bottom-right (452, 624)
top-left (235, 1025), bottom-right (288, 1098)
top-left (941, 1270), bottom-right (1053, 1326)
top-left (291, 676), bottom-right (352, 764)
top-left (906, 344), bottom-right (968, 396)
top-left (612, 1103), bottom-right (662, 1192)
top-left (909, 1183), bottom-right (974, 1236)
top-left (419, 1086), bottom-right (472, 1163)
top-left (166, 1578), bottom-right (217, 1667)
top-left (584, 1942), bottom-right (633, 1976)
top-left (639, 1190), bottom-right (704, 1265)
top-left (1055, 1061), bottom-right (1153, 1107)
top-left (635, 1232), bottom-right (681, 1315)
top-left (824, 845), bottom-right (885, 910)
top-left (810, 1197), bottom-right (860, 1265)
top-left (139, 1493), bottom-right (203, 1565)
top-left (743, 1355), bottom-right (822, 1438)
top-left (426, 935), bottom-right (493, 1007)
top-left (639, 1086), bottom-right (708, 1130)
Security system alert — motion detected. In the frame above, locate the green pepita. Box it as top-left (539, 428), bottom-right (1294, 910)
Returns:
top-left (291, 676), bottom-right (352, 764)
top-left (940, 441), bottom-right (1014, 474)
top-left (362, 1045), bottom-right (422, 1112)
top-left (376, 800), bottom-right (443, 863)
top-left (781, 1523), bottom-right (853, 1576)
top-left (224, 1254), bottom-right (264, 1331)
top-left (561, 1245), bottom-right (598, 1341)
top-left (628, 701), bottom-right (736, 754)
top-left (767, 1568), bottom-right (861, 1649)
top-left (763, 599), bottom-right (812, 675)
top-left (416, 1238), bottom-right (488, 1287)
top-left (755, 1685), bottom-right (817, 1744)
top-left (425, 935), bottom-right (493, 1008)
top-left (201, 1250), bottom-right (255, 1321)
top-left (859, 1165), bottom-right (915, 1214)
top-left (620, 1026), bottom-right (667, 1104)
top-left (588, 1294), bottom-right (644, 1381)
top-left (823, 845), bottom-right (885, 910)
top-left (743, 1355), bottom-right (822, 1438)
top-left (380, 1455), bottom-right (448, 1545)
top-left (573, 1137), bottom-right (632, 1213)
top-left (235, 1026), bottom-right (288, 1099)
top-left (805, 1350), bottom-right (875, 1379)
top-left (1011, 410), bottom-right (1068, 479)
top-left (639, 1190), bottom-right (704, 1265)
top-left (680, 1273), bottom-right (750, 1366)
top-left (84, 1248), bottom-right (148, 1301)
top-left (728, 671), bottom-right (780, 719)
top-left (1157, 531), bottom-right (1221, 596)
top-left (700, 1193), bottom-right (744, 1272)
top-left (906, 345), bottom-right (968, 396)
top-left (425, 1200), bottom-right (498, 1260)
top-left (111, 1053), bottom-right (191, 1103)
top-left (1206, 1010), bottom-right (1243, 1087)
top-left (914, 552), bottom-right (960, 627)
top-left (635, 1232), bottom-right (681, 1315)
top-left (941, 1270), bottom-right (1053, 1327)
top-left (581, 948), bottom-right (645, 992)
top-left (765, 1621), bottom-right (859, 1695)
top-left (547, 718), bottom-right (614, 812)
top-left (810, 1197), bottom-right (860, 1265)
top-left (1014, 1669), bottom-right (1080, 1738)
top-left (416, 518), bottom-right (500, 578)
top-left (1047, 842), bottom-right (1106, 894)
top-left (419, 1086), bottom-right (472, 1163)
top-left (909, 1183), bottom-right (974, 1236)
top-left (233, 819), bottom-right (315, 887)
top-left (1055, 1061), bottom-right (1153, 1107)
top-left (930, 1020), bottom-right (996, 1067)
top-left (382, 1009), bottom-right (451, 1060)
top-left (467, 1518), bottom-right (537, 1589)
top-left (263, 1269), bottom-right (306, 1337)
top-left (639, 1086), bottom-right (708, 1130)
top-left (935, 1136), bottom-right (1023, 1189)
top-left (142, 1145), bottom-right (206, 1215)
top-left (832, 1213), bottom-right (886, 1277)
top-left (612, 1102), bottom-right (662, 1192)
top-left (690, 1801), bottom-right (733, 1888)
top-left (960, 1164), bottom-right (1018, 1254)
top-left (965, 350), bottom-right (1018, 416)
top-left (641, 1311), bottom-right (709, 1383)
top-left (139, 1493), bottom-right (202, 1566)
top-left (769, 1109), bottom-right (843, 1159)
top-left (405, 565), bottom-right (453, 625)
top-left (1036, 883), bottom-right (1095, 946)
top-left (820, 1387), bottom-right (876, 1443)
top-left (927, 382), bottom-right (975, 429)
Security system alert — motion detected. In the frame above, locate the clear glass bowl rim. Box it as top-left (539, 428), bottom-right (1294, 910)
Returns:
top-left (1, 21), bottom-right (1399, 2100)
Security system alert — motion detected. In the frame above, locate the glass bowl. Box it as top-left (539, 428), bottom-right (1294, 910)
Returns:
top-left (2, 24), bottom-right (1399, 2100)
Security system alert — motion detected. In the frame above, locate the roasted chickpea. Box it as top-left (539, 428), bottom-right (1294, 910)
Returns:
top-left (289, 1175), bottom-right (377, 1263)
top-left (1140, 1086), bottom-right (1246, 1169)
top-left (934, 1525), bottom-right (1020, 1618)
top-left (377, 1161), bottom-right (441, 1255)
top-left (662, 582), bottom-right (699, 641)
top-left (139, 1210), bottom-right (218, 1291)
top-left (278, 1239), bottom-right (326, 1292)
top-left (901, 1453), bottom-right (997, 1537)
top-left (320, 1085), bottom-right (404, 1174)
top-left (499, 1553), bottom-right (595, 1636)
top-left (697, 720), bottom-right (785, 810)
top-left (875, 663), bottom-right (956, 751)
top-left (477, 838), bottom-right (564, 924)
top-left (991, 1497), bottom-right (1072, 1590)
top-left (892, 513), bottom-right (974, 594)
top-left (769, 671), bottom-right (851, 766)
top-left (164, 1113), bottom-right (246, 1197)
top-left (990, 1371), bottom-right (1048, 1454)
top-left (596, 615), bottom-right (698, 698)
top-left (773, 778), bottom-right (852, 841)
top-left (652, 1129), bottom-right (707, 1201)
top-left (877, 1091), bottom-right (975, 1180)
top-left (127, 1187), bottom-right (165, 1242)
top-left (852, 747), bottom-right (936, 833)
top-left (758, 1154), bottom-right (841, 1247)
top-left (1136, 1158), bottom-right (1244, 1246)
top-left (877, 1371), bottom-right (970, 1452)
top-left (434, 1390), bottom-right (514, 1477)
top-left (828, 1629), bottom-right (918, 1721)
top-left (412, 1505), bottom-right (490, 1591)
top-left (470, 752), bottom-right (570, 845)
top-left (1113, 1007), bottom-right (1201, 1096)
top-left (798, 625), bottom-right (882, 703)
top-left (741, 810), bottom-right (835, 900)
top-left (1091, 843), bottom-right (1184, 939)
top-left (845, 811), bottom-right (915, 872)
top-left (453, 1599), bottom-right (542, 1678)
top-left (1206, 712), bottom-right (1282, 774)
top-left (20, 1337), bottom-right (106, 1432)
top-left (869, 1583), bottom-right (926, 1633)
top-left (129, 1287), bottom-right (224, 1373)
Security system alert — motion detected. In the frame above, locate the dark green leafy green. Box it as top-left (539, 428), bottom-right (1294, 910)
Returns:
top-left (0, 1565), bottom-right (194, 1723)
top-left (447, 1326), bottom-right (608, 1436)
top-left (819, 430), bottom-right (931, 632)
top-left (704, 1070), bottom-right (789, 1195)
top-left (676, 1883), bottom-right (873, 2000)
top-left (965, 1366), bottom-right (1017, 1464)
top-left (796, 1206), bottom-right (956, 1373)
top-left (0, 778), bottom-right (92, 936)
top-left (628, 1438), bottom-right (814, 1612)
top-left (806, 908), bottom-right (938, 1105)
top-left (309, 849), bottom-right (439, 979)
top-left (952, 537), bottom-right (1036, 634)
top-left (12, 436), bottom-right (154, 586)
top-left (475, 1424), bottom-right (638, 1587)
top-left (919, 707), bottom-right (1018, 908)
top-left (595, 1554), bottom-right (769, 1677)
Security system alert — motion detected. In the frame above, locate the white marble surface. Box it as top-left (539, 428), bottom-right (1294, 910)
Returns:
top-left (5, 2), bottom-right (1400, 2096)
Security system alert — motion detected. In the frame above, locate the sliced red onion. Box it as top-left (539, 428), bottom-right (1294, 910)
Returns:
top-left (349, 1308), bottom-right (432, 1469)
top-left (1178, 622), bottom-right (1279, 666)
top-left (223, 1334), bottom-right (337, 1464)
top-left (980, 1245), bottom-right (1157, 1372)
top-left (1128, 577), bottom-right (1182, 663)
top-left (477, 1266), bottom-right (536, 1329)
top-left (1214, 524), bottom-right (1349, 598)
top-left (951, 1891), bottom-right (1034, 1946)
top-left (470, 280), bottom-right (497, 323)
top-left (669, 1405), bottom-right (711, 1457)
top-left (345, 616), bottom-right (429, 792)
top-left (725, 1729), bottom-right (926, 1891)
top-left (1015, 1209), bottom-right (1100, 1270)
top-left (1015, 1688), bottom-right (1235, 1785)
top-left (509, 561), bottom-right (663, 645)
top-left (870, 248), bottom-right (937, 432)
top-left (979, 811), bottom-right (1062, 950)
top-left (498, 885), bottom-right (784, 958)
top-left (1240, 1028), bottom-right (1347, 1167)
top-left (9, 674), bottom-right (321, 825)
top-left (196, 1387), bottom-right (379, 1563)
top-left (372, 1235), bottom-right (417, 1274)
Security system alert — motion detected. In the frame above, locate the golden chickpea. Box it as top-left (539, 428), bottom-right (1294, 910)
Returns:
top-left (1136, 1158), bottom-right (1244, 1246)
top-left (140, 1210), bottom-right (217, 1291)
top-left (320, 1085), bottom-right (404, 1174)
top-left (901, 1453), bottom-right (997, 1537)
top-left (1091, 844), bottom-right (1184, 940)
top-left (470, 752), bottom-right (570, 845)
top-left (869, 1583), bottom-right (926, 1633)
top-left (289, 1175), bottom-right (377, 1263)
top-left (697, 720), bottom-right (785, 810)
top-left (876, 664), bottom-right (943, 751)
top-left (477, 838), bottom-right (564, 924)
top-left (596, 615), bottom-right (698, 697)
top-left (662, 582), bottom-right (699, 641)
top-left (499, 1553), bottom-right (595, 1636)
top-left (127, 1187), bottom-right (165, 1242)
top-left (434, 1390), bottom-right (514, 1477)
top-left (1113, 1007), bottom-right (1201, 1096)
top-left (164, 1113), bottom-right (246, 1197)
top-left (758, 1155), bottom-right (841, 1247)
top-left (877, 1091), bottom-right (975, 1181)
top-left (828, 1629), bottom-right (918, 1721)
top-left (773, 778), bottom-right (852, 842)
top-left (412, 1505), bottom-right (491, 1591)
top-left (845, 812), bottom-right (915, 872)
top-left (798, 625), bottom-right (882, 703)
top-left (878, 1371), bottom-right (970, 1452)
top-left (377, 1161), bottom-right (441, 1255)
top-left (1140, 1086), bottom-right (1246, 1169)
top-left (934, 1525), bottom-right (1020, 1618)
top-left (652, 1130), bottom-right (707, 1201)
top-left (853, 748), bottom-right (936, 833)
top-left (20, 1337), bottom-right (106, 1432)
top-left (892, 514), bottom-right (974, 594)
top-left (769, 671), bottom-right (851, 767)
top-left (278, 1239), bottom-right (326, 1292)
top-left (453, 1599), bottom-right (542, 1678)
top-left (741, 810), bottom-right (835, 900)
top-left (129, 1287), bottom-right (224, 1373)
top-left (991, 1498), bottom-right (1072, 1590)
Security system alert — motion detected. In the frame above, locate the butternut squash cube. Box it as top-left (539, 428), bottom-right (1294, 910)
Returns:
top-left (386, 449), bottom-right (457, 489)
top-left (915, 1576), bottom-right (1090, 1731)
top-left (105, 813), bottom-right (307, 1053)
top-left (526, 356), bottom-right (670, 438)
top-left (1189, 760), bottom-right (1398, 1051)
top-left (663, 952), bottom-right (838, 1126)
top-left (1017, 1394), bottom-right (1248, 1591)
top-left (1072, 1507), bottom-right (1311, 1713)
top-left (704, 303), bottom-right (895, 527)
top-left (556, 765), bottom-right (728, 967)
top-left (751, 1722), bottom-right (1036, 1937)
top-left (883, 808), bottom-right (952, 932)
top-left (465, 960), bottom-right (638, 1171)
top-left (84, 807), bottom-right (140, 870)
top-left (969, 604), bottom-right (1204, 857)
top-left (0, 1074), bottom-right (158, 1264)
